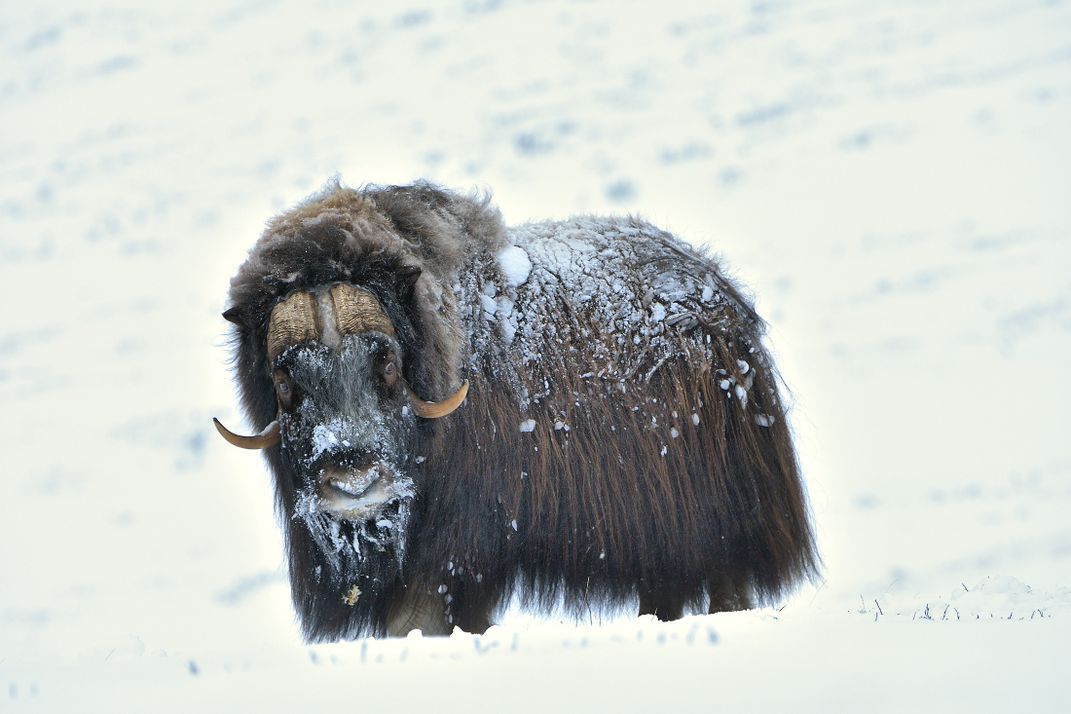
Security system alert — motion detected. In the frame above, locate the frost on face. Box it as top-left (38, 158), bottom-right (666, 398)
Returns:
top-left (310, 421), bottom-right (345, 462)
top-left (279, 338), bottom-right (418, 580)
top-left (294, 465), bottom-right (416, 575)
top-left (296, 406), bottom-right (393, 469)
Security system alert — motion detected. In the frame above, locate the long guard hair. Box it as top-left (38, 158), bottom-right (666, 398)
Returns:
top-left (224, 180), bottom-right (819, 639)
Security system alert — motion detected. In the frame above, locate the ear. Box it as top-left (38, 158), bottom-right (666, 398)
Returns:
top-left (396, 265), bottom-right (422, 301)
top-left (222, 306), bottom-right (245, 327)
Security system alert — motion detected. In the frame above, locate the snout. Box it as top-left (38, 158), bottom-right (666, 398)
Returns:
top-left (316, 458), bottom-right (397, 520)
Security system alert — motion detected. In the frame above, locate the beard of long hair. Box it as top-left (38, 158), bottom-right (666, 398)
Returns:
top-left (284, 465), bottom-right (416, 641)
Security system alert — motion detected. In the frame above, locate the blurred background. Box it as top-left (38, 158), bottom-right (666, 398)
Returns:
top-left (1, 0), bottom-right (1069, 709)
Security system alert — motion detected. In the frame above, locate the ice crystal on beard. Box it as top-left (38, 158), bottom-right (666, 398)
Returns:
top-left (292, 468), bottom-right (416, 574)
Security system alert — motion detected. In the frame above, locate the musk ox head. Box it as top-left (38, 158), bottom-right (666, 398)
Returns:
top-left (216, 282), bottom-right (465, 511)
top-left (215, 280), bottom-right (466, 556)
top-left (212, 182), bottom-right (492, 638)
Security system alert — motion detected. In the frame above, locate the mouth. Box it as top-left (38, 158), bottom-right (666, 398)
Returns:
top-left (317, 464), bottom-right (395, 520)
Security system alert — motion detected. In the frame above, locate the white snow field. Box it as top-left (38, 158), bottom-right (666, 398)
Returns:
top-left (2, 0), bottom-right (1070, 710)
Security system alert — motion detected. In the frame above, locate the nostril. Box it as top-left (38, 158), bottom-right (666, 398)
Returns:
top-left (318, 455), bottom-right (386, 505)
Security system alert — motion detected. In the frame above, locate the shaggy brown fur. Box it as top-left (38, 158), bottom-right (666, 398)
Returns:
top-left (223, 179), bottom-right (819, 640)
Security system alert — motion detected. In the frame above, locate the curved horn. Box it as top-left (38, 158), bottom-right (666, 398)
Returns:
top-left (331, 283), bottom-right (395, 338)
top-left (267, 291), bottom-right (319, 361)
top-left (407, 381), bottom-right (469, 419)
top-left (213, 417), bottom-right (281, 450)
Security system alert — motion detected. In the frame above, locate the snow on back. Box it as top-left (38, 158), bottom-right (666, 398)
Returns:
top-left (492, 217), bottom-right (746, 389)
top-left (497, 245), bottom-right (532, 287)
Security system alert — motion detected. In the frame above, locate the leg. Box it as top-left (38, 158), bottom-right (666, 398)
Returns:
top-left (708, 574), bottom-right (754, 614)
top-left (450, 580), bottom-right (501, 635)
top-left (638, 589), bottom-right (686, 621)
top-left (385, 588), bottom-right (451, 637)
top-left (388, 583), bottom-right (498, 636)
top-left (453, 603), bottom-right (494, 635)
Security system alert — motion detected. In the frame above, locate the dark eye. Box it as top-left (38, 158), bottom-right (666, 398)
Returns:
top-left (272, 369), bottom-right (299, 411)
top-left (380, 351), bottom-right (399, 387)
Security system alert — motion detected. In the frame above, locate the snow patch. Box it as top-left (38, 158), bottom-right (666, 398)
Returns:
top-left (480, 293), bottom-right (497, 321)
top-left (497, 245), bottom-right (532, 287)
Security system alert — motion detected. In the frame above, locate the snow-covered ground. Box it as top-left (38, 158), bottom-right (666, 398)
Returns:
top-left (2, 0), bottom-right (1069, 710)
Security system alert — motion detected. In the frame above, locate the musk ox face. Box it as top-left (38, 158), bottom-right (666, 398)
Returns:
top-left (275, 335), bottom-right (416, 524)
top-left (214, 279), bottom-right (468, 565)
top-left (276, 334), bottom-right (422, 574)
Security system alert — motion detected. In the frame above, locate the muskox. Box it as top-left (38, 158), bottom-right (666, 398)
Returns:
top-left (216, 180), bottom-right (818, 641)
